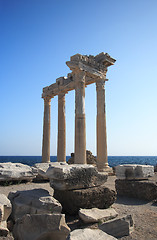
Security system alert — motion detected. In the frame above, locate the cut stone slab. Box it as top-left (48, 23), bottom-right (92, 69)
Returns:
top-left (115, 179), bottom-right (157, 200)
top-left (99, 215), bottom-right (133, 238)
top-left (13, 213), bottom-right (70, 240)
top-left (0, 194), bottom-right (12, 237)
top-left (54, 185), bottom-right (116, 215)
top-left (0, 162), bottom-right (37, 182)
top-left (46, 164), bottom-right (108, 190)
top-left (33, 162), bottom-right (67, 181)
top-left (79, 208), bottom-right (118, 223)
top-left (67, 228), bottom-right (117, 240)
top-left (8, 188), bottom-right (62, 221)
top-left (115, 164), bottom-right (154, 180)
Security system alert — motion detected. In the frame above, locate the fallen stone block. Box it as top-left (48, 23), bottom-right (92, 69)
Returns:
top-left (0, 194), bottom-right (12, 237)
top-left (67, 228), bottom-right (117, 240)
top-left (33, 162), bottom-right (67, 181)
top-left (8, 188), bottom-right (62, 221)
top-left (13, 213), bottom-right (70, 240)
top-left (0, 162), bottom-right (37, 183)
top-left (54, 185), bottom-right (116, 215)
top-left (115, 164), bottom-right (154, 180)
top-left (46, 164), bottom-right (108, 190)
top-left (115, 179), bottom-right (157, 200)
top-left (79, 208), bottom-right (118, 223)
top-left (99, 215), bottom-right (133, 238)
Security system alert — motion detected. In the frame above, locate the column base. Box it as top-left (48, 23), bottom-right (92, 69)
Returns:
top-left (97, 165), bottom-right (113, 175)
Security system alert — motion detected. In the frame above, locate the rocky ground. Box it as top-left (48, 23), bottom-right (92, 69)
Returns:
top-left (0, 174), bottom-right (157, 240)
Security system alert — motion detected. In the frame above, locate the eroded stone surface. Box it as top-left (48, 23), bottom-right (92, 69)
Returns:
top-left (13, 213), bottom-right (70, 240)
top-left (8, 188), bottom-right (61, 221)
top-left (54, 185), bottom-right (116, 215)
top-left (68, 150), bottom-right (97, 165)
top-left (46, 164), bottom-right (108, 190)
top-left (0, 162), bottom-right (37, 182)
top-left (115, 164), bottom-right (154, 180)
top-left (79, 208), bottom-right (118, 223)
top-left (33, 162), bottom-right (67, 180)
top-left (115, 179), bottom-right (157, 200)
top-left (67, 228), bottom-right (117, 240)
top-left (99, 215), bottom-right (133, 238)
top-left (0, 194), bottom-right (12, 237)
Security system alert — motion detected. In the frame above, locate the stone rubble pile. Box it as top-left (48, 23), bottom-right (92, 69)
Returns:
top-left (0, 163), bottom-right (136, 239)
top-left (67, 150), bottom-right (97, 165)
top-left (115, 164), bottom-right (157, 200)
top-left (46, 164), bottom-right (116, 215)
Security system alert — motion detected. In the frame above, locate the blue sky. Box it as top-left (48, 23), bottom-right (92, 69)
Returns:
top-left (0, 0), bottom-right (157, 156)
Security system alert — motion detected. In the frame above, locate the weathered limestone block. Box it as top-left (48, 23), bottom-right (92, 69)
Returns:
top-left (54, 186), bottom-right (116, 215)
top-left (115, 164), bottom-right (154, 180)
top-left (33, 162), bottom-right (67, 181)
top-left (46, 164), bottom-right (108, 191)
top-left (67, 228), bottom-right (117, 240)
top-left (8, 188), bottom-right (62, 221)
top-left (99, 215), bottom-right (133, 238)
top-left (68, 150), bottom-right (97, 165)
top-left (79, 208), bottom-right (118, 223)
top-left (0, 194), bottom-right (12, 237)
top-left (115, 179), bottom-right (157, 200)
top-left (0, 162), bottom-right (37, 182)
top-left (13, 213), bottom-right (70, 240)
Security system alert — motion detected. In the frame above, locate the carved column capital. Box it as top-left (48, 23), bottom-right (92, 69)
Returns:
top-left (96, 79), bottom-right (105, 91)
top-left (58, 92), bottom-right (65, 102)
top-left (72, 70), bottom-right (86, 86)
top-left (43, 97), bottom-right (51, 105)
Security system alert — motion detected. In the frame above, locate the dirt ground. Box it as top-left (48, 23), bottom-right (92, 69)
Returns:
top-left (0, 174), bottom-right (157, 240)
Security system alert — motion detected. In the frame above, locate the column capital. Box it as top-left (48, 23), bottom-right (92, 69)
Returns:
top-left (72, 70), bottom-right (86, 85)
top-left (96, 79), bottom-right (106, 91)
top-left (58, 92), bottom-right (66, 101)
top-left (43, 97), bottom-right (51, 104)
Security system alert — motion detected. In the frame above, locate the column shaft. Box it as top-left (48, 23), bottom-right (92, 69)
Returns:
top-left (42, 97), bottom-right (51, 163)
top-left (96, 80), bottom-right (108, 171)
top-left (57, 93), bottom-right (66, 162)
top-left (74, 71), bottom-right (86, 164)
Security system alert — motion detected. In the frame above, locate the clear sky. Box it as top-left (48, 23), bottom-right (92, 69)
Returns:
top-left (0, 0), bottom-right (157, 156)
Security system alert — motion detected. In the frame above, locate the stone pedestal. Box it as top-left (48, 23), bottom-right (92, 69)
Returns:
top-left (74, 71), bottom-right (86, 164)
top-left (42, 97), bottom-right (51, 163)
top-left (57, 93), bottom-right (66, 162)
top-left (96, 80), bottom-right (109, 171)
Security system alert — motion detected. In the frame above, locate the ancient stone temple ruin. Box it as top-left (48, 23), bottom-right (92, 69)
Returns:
top-left (42, 52), bottom-right (116, 171)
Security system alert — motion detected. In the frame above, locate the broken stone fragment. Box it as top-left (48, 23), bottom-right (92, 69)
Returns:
top-left (33, 162), bottom-right (67, 181)
top-left (115, 164), bottom-right (154, 180)
top-left (13, 213), bottom-right (70, 240)
top-left (79, 208), bottom-right (118, 223)
top-left (46, 164), bottom-right (108, 191)
top-left (0, 162), bottom-right (37, 183)
top-left (99, 215), bottom-right (134, 238)
top-left (0, 194), bottom-right (12, 237)
top-left (67, 228), bottom-right (118, 240)
top-left (8, 188), bottom-right (62, 221)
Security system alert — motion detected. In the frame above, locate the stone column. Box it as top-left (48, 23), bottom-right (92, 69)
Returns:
top-left (74, 71), bottom-right (86, 164)
top-left (96, 80), bottom-right (109, 171)
top-left (57, 93), bottom-right (66, 162)
top-left (42, 97), bottom-right (51, 163)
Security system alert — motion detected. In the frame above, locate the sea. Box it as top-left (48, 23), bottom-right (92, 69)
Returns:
top-left (0, 156), bottom-right (157, 167)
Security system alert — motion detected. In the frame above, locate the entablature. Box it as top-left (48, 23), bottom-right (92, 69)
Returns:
top-left (42, 52), bottom-right (116, 99)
